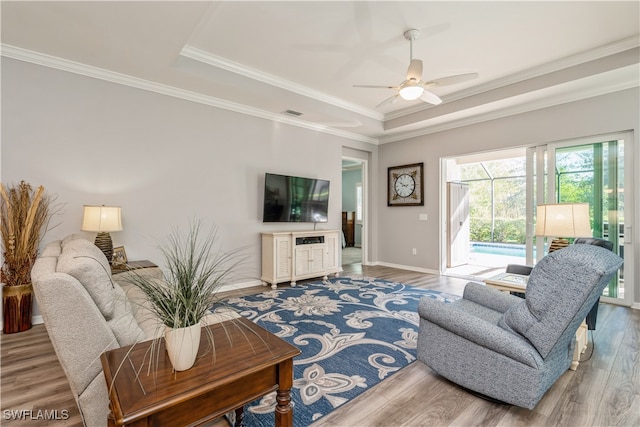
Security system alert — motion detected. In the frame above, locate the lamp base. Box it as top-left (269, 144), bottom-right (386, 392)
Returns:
top-left (94, 232), bottom-right (114, 263)
top-left (549, 238), bottom-right (569, 253)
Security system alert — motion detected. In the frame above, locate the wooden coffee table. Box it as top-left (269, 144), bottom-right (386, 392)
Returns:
top-left (101, 317), bottom-right (301, 426)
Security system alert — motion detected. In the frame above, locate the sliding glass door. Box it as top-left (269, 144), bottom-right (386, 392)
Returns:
top-left (537, 133), bottom-right (633, 305)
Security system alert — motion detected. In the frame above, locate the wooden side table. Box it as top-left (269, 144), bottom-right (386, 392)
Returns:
top-left (111, 260), bottom-right (158, 274)
top-left (484, 273), bottom-right (588, 371)
top-left (483, 272), bottom-right (527, 293)
top-left (101, 317), bottom-right (300, 426)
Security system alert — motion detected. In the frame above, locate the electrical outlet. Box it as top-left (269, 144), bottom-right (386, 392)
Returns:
top-left (412, 248), bottom-right (417, 255)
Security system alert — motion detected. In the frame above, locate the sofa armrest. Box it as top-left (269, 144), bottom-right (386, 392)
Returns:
top-left (463, 282), bottom-right (522, 313)
top-left (32, 269), bottom-right (121, 397)
top-left (418, 297), bottom-right (541, 368)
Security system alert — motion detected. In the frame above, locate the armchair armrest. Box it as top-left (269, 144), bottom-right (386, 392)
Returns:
top-left (418, 297), bottom-right (541, 368)
top-left (463, 282), bottom-right (522, 313)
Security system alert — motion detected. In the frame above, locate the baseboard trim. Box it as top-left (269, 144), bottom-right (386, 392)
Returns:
top-left (0, 315), bottom-right (44, 330)
top-left (373, 261), bottom-right (440, 276)
top-left (218, 279), bottom-right (264, 293)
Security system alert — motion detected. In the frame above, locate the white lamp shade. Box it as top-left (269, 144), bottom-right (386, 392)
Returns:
top-left (536, 203), bottom-right (591, 238)
top-left (81, 205), bottom-right (122, 232)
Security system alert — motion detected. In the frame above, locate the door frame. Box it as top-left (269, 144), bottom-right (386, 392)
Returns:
top-left (544, 132), bottom-right (634, 306)
top-left (342, 156), bottom-right (368, 265)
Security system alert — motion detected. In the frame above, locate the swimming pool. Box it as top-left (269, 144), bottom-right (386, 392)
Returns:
top-left (471, 242), bottom-right (530, 258)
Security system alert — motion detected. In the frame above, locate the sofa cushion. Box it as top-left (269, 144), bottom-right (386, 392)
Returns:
top-left (108, 284), bottom-right (147, 345)
top-left (57, 239), bottom-right (115, 319)
top-left (63, 237), bottom-right (105, 257)
top-left (62, 233), bottom-right (87, 246)
top-left (118, 278), bottom-right (166, 340)
top-left (40, 240), bottom-right (62, 258)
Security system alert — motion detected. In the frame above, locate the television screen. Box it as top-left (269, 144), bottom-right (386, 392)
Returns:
top-left (263, 173), bottom-right (330, 223)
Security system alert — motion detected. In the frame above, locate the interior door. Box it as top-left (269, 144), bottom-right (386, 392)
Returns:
top-left (447, 182), bottom-right (470, 267)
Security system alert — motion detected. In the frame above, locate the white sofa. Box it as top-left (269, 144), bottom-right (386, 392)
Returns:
top-left (31, 235), bottom-right (166, 426)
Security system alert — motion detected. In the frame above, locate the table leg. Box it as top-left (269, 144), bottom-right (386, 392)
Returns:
top-left (274, 358), bottom-right (294, 427)
top-left (234, 407), bottom-right (244, 427)
top-left (571, 321), bottom-right (588, 371)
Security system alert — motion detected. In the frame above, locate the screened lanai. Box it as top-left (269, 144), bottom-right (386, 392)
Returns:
top-left (444, 140), bottom-right (626, 301)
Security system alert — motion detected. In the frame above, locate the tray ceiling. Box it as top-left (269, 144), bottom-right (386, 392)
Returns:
top-left (2, 1), bottom-right (639, 144)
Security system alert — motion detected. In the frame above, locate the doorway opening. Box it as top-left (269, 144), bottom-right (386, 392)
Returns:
top-left (444, 148), bottom-right (527, 279)
top-left (342, 158), bottom-right (365, 267)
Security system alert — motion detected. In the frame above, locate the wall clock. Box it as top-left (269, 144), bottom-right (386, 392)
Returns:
top-left (388, 162), bottom-right (424, 206)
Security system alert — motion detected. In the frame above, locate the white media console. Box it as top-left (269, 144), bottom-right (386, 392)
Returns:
top-left (261, 230), bottom-right (342, 289)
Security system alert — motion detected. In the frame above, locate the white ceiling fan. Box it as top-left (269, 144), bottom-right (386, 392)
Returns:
top-left (354, 29), bottom-right (479, 108)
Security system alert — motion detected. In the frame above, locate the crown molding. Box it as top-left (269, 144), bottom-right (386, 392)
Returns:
top-left (3, 33), bottom-right (637, 147)
top-left (180, 44), bottom-right (384, 121)
top-left (1, 44), bottom-right (379, 145)
top-left (385, 35), bottom-right (640, 121)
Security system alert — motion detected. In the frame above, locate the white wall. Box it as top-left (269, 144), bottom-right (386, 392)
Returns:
top-left (1, 58), bottom-right (377, 318)
top-left (378, 87), bottom-right (640, 304)
top-left (3, 56), bottom-right (638, 315)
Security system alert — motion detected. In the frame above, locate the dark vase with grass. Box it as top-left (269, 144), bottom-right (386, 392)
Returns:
top-left (2, 283), bottom-right (33, 333)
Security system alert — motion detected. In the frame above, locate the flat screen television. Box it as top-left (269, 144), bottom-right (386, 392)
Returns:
top-left (262, 173), bottom-right (330, 223)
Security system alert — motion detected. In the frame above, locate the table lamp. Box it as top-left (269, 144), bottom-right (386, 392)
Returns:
top-left (536, 203), bottom-right (591, 252)
top-left (81, 205), bottom-right (122, 263)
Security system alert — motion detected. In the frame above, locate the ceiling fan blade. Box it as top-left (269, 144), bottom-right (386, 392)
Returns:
top-left (406, 59), bottom-right (423, 81)
top-left (353, 84), bottom-right (399, 89)
top-left (376, 94), bottom-right (400, 108)
top-left (420, 90), bottom-right (443, 105)
top-left (426, 72), bottom-right (479, 87)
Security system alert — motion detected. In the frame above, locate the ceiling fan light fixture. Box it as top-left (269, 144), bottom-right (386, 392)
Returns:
top-left (399, 81), bottom-right (424, 100)
top-left (353, 29), bottom-right (478, 108)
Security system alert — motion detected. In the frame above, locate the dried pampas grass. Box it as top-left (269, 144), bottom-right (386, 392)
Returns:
top-left (1, 181), bottom-right (60, 287)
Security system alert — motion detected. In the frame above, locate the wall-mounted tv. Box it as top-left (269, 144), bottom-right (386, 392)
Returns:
top-left (262, 173), bottom-right (330, 223)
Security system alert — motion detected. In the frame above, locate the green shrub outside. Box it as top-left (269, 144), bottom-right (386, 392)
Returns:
top-left (470, 218), bottom-right (526, 244)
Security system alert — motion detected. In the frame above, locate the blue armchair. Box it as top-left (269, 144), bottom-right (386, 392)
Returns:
top-left (417, 244), bottom-right (623, 409)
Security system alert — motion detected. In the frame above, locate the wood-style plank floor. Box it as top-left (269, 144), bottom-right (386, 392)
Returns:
top-left (1, 263), bottom-right (638, 426)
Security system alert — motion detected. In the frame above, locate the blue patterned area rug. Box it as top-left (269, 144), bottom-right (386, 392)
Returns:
top-left (213, 275), bottom-right (458, 426)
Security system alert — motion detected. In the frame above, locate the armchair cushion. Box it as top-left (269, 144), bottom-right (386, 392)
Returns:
top-left (498, 245), bottom-right (621, 357)
top-left (419, 296), bottom-right (541, 368)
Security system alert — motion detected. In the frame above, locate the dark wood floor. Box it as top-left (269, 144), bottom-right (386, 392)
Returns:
top-left (1, 263), bottom-right (638, 426)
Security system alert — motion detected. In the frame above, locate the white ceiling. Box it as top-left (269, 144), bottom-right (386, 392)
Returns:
top-left (2, 1), bottom-right (639, 144)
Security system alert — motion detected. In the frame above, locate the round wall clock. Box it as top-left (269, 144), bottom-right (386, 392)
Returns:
top-left (388, 162), bottom-right (424, 206)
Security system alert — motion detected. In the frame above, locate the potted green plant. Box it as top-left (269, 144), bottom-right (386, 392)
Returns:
top-left (123, 219), bottom-right (247, 371)
top-left (1, 181), bottom-right (58, 334)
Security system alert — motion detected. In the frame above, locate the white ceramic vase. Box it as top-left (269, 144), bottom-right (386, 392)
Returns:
top-left (164, 322), bottom-right (201, 371)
